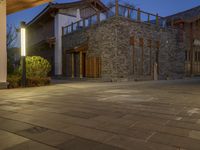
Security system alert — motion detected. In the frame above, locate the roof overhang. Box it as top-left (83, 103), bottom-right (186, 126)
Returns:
top-left (7, 0), bottom-right (52, 15)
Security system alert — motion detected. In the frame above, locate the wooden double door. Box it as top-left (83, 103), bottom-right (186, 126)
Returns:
top-left (65, 52), bottom-right (101, 78)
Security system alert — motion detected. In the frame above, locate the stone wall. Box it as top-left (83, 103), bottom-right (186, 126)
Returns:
top-left (62, 16), bottom-right (187, 81)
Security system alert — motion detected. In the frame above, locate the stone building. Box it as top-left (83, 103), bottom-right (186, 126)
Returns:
top-left (165, 6), bottom-right (200, 76)
top-left (61, 3), bottom-right (187, 81)
top-left (27, 1), bottom-right (199, 81)
top-left (26, 0), bottom-right (107, 75)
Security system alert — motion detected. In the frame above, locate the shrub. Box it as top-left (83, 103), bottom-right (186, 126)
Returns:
top-left (7, 75), bottom-right (21, 88)
top-left (18, 56), bottom-right (51, 78)
top-left (8, 56), bottom-right (52, 88)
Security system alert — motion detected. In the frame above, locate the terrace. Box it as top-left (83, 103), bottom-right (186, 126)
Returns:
top-left (62, 2), bottom-right (171, 36)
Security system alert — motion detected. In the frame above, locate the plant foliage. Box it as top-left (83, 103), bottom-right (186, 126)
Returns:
top-left (19, 56), bottom-right (51, 78)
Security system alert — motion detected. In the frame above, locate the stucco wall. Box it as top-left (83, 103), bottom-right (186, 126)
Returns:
top-left (27, 19), bottom-right (54, 47)
top-left (63, 16), bottom-right (187, 81)
top-left (0, 0), bottom-right (7, 85)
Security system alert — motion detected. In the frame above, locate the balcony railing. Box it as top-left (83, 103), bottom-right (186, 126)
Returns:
top-left (62, 3), bottom-right (169, 36)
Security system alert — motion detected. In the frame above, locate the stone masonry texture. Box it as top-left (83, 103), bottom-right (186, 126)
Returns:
top-left (62, 16), bottom-right (187, 81)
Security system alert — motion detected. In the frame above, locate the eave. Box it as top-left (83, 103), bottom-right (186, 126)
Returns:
top-left (7, 0), bottom-right (52, 15)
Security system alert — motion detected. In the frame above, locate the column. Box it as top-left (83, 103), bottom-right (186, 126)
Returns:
top-left (79, 51), bottom-right (83, 78)
top-left (71, 53), bottom-right (74, 78)
top-left (0, 0), bottom-right (7, 88)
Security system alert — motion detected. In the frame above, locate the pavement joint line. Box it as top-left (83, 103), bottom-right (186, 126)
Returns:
top-left (145, 132), bottom-right (157, 142)
top-left (129, 121), bottom-right (139, 128)
top-left (0, 114), bottom-right (152, 144)
top-left (0, 128), bottom-right (59, 150)
top-left (0, 116), bottom-right (122, 150)
top-left (164, 120), bottom-right (171, 125)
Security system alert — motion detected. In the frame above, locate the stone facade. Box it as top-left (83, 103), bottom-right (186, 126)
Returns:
top-left (62, 16), bottom-right (187, 81)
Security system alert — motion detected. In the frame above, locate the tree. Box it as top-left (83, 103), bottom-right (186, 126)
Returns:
top-left (7, 24), bottom-right (18, 74)
top-left (7, 24), bottom-right (17, 49)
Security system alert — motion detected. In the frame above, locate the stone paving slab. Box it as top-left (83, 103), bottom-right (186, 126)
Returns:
top-left (0, 130), bottom-right (28, 150)
top-left (0, 79), bottom-right (200, 150)
top-left (6, 141), bottom-right (58, 150)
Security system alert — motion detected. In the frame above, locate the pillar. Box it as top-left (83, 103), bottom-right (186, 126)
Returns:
top-left (79, 51), bottom-right (83, 78)
top-left (71, 53), bottom-right (74, 78)
top-left (54, 14), bottom-right (63, 76)
top-left (0, 0), bottom-right (7, 88)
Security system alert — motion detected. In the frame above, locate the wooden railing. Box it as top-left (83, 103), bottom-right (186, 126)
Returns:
top-left (62, 4), bottom-right (168, 36)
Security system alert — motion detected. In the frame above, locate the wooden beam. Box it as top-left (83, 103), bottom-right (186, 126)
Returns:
top-left (7, 0), bottom-right (51, 14)
top-left (80, 51), bottom-right (83, 78)
top-left (71, 53), bottom-right (74, 78)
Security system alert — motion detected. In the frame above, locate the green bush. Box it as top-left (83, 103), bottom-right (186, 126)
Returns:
top-left (8, 56), bottom-right (52, 88)
top-left (7, 75), bottom-right (21, 88)
top-left (18, 56), bottom-right (51, 78)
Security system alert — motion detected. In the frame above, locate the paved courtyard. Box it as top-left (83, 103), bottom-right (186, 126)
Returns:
top-left (0, 79), bottom-right (200, 150)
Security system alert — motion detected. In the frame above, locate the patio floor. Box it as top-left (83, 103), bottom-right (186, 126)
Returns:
top-left (0, 79), bottom-right (200, 150)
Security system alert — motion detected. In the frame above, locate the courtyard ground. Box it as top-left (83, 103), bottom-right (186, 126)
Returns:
top-left (0, 79), bottom-right (200, 150)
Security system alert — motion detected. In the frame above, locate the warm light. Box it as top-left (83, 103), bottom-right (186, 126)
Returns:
top-left (21, 28), bottom-right (26, 56)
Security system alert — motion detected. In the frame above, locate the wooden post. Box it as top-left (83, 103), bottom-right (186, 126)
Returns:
top-left (171, 19), bottom-right (174, 27)
top-left (137, 8), bottom-right (141, 22)
top-left (80, 51), bottom-right (83, 78)
top-left (94, 57), bottom-right (97, 78)
top-left (127, 8), bottom-right (130, 18)
top-left (97, 12), bottom-right (100, 24)
top-left (99, 57), bottom-right (101, 78)
top-left (106, 11), bottom-right (109, 19)
top-left (62, 27), bottom-right (64, 35)
top-left (148, 14), bottom-right (150, 24)
top-left (149, 40), bottom-right (152, 76)
top-left (71, 23), bottom-right (74, 32)
top-left (115, 0), bottom-right (119, 16)
top-left (190, 22), bottom-right (194, 76)
top-left (141, 38), bottom-right (144, 75)
top-left (83, 19), bottom-right (85, 27)
top-left (77, 21), bottom-right (80, 30)
top-left (156, 13), bottom-right (159, 26)
top-left (71, 53), bottom-right (74, 78)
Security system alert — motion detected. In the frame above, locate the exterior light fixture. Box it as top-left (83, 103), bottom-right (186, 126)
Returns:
top-left (20, 21), bottom-right (26, 87)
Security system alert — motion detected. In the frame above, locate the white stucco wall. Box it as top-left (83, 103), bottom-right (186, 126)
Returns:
top-left (0, 0), bottom-right (7, 83)
top-left (54, 9), bottom-right (80, 75)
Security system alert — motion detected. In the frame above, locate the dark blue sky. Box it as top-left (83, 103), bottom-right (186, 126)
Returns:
top-left (7, 0), bottom-right (200, 27)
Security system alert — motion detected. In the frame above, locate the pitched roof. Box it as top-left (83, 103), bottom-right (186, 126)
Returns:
top-left (166, 5), bottom-right (200, 22)
top-left (27, 0), bottom-right (107, 27)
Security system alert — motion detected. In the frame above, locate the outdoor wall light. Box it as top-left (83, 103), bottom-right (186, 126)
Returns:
top-left (20, 21), bottom-right (26, 87)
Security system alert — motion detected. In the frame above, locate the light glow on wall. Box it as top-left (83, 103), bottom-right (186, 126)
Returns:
top-left (21, 28), bottom-right (26, 56)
